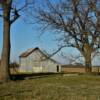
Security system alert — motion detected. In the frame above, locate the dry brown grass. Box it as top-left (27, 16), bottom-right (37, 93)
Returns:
top-left (0, 74), bottom-right (100, 100)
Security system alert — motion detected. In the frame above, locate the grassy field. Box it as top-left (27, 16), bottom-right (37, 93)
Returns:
top-left (0, 74), bottom-right (100, 100)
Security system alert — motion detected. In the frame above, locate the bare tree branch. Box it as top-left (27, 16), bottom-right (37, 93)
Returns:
top-left (10, 7), bottom-right (20, 24)
top-left (27, 0), bottom-right (100, 71)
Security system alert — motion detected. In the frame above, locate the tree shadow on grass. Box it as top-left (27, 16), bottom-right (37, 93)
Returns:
top-left (10, 73), bottom-right (58, 81)
top-left (10, 72), bottom-right (100, 81)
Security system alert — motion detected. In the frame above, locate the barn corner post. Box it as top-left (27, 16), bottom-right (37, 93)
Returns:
top-left (0, 0), bottom-right (12, 82)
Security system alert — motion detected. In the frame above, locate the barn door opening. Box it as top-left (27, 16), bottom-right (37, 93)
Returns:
top-left (57, 65), bottom-right (59, 72)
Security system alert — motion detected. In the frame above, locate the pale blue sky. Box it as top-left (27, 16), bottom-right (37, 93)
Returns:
top-left (0, 16), bottom-right (81, 64)
top-left (0, 18), bottom-right (56, 58)
top-left (0, 17), bottom-right (66, 62)
top-left (0, 0), bottom-right (100, 65)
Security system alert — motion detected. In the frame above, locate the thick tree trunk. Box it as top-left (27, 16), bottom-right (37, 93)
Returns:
top-left (0, 4), bottom-right (11, 82)
top-left (84, 52), bottom-right (92, 73)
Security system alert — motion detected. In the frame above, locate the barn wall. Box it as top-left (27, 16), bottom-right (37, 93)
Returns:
top-left (42, 60), bottom-right (57, 72)
top-left (19, 50), bottom-right (44, 72)
top-left (19, 49), bottom-right (61, 73)
top-left (28, 50), bottom-right (46, 72)
top-left (19, 57), bottom-right (33, 72)
top-left (41, 60), bottom-right (61, 73)
top-left (28, 50), bottom-right (46, 61)
top-left (46, 60), bottom-right (58, 72)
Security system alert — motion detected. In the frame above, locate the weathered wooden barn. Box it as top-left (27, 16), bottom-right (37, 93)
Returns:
top-left (19, 47), bottom-right (61, 73)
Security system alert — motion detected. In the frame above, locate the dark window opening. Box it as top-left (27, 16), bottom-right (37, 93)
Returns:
top-left (57, 65), bottom-right (59, 72)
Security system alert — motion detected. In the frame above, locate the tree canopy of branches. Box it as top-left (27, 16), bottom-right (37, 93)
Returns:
top-left (0, 0), bottom-right (34, 82)
top-left (30, 0), bottom-right (100, 72)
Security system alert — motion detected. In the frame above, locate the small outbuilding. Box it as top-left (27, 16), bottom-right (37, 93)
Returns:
top-left (19, 47), bottom-right (61, 73)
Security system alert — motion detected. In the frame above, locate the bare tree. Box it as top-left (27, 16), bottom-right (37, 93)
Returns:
top-left (29, 0), bottom-right (100, 72)
top-left (0, 0), bottom-right (34, 82)
top-left (61, 49), bottom-right (100, 65)
top-left (60, 51), bottom-right (84, 65)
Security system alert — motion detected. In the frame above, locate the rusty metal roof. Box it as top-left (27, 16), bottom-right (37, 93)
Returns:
top-left (19, 47), bottom-right (61, 64)
top-left (19, 47), bottom-right (39, 57)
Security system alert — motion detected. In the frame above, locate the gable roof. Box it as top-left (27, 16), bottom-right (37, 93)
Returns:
top-left (19, 47), bottom-right (61, 64)
top-left (19, 47), bottom-right (39, 57)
